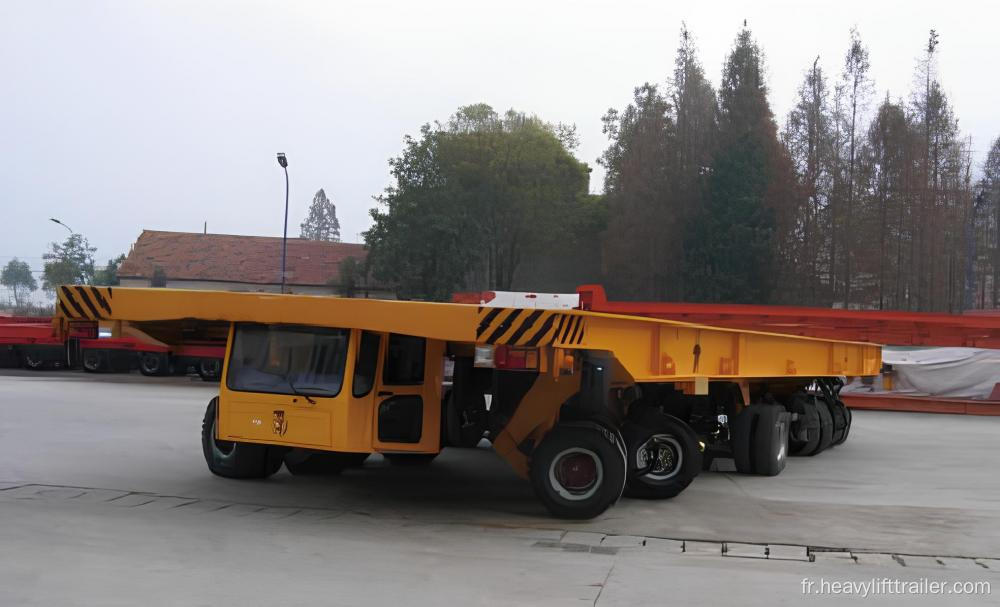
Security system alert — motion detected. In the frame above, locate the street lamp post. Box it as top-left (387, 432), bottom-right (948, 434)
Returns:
top-left (276, 153), bottom-right (289, 294)
top-left (49, 218), bottom-right (74, 234)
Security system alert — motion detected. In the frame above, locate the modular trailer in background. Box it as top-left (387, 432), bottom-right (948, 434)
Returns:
top-left (53, 285), bottom-right (879, 518)
top-left (0, 315), bottom-right (224, 380)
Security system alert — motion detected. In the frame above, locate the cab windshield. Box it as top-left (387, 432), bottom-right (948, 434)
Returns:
top-left (226, 323), bottom-right (349, 397)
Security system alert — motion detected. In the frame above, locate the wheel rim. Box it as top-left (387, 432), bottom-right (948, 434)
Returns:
top-left (24, 354), bottom-right (43, 368)
top-left (83, 353), bottom-right (100, 371)
top-left (548, 448), bottom-right (603, 501)
top-left (636, 434), bottom-right (683, 481)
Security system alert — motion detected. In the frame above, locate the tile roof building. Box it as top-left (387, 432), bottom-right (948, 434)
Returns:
top-left (118, 230), bottom-right (392, 298)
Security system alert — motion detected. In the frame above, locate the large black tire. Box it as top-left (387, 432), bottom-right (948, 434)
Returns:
top-left (529, 424), bottom-right (626, 519)
top-left (383, 453), bottom-right (438, 466)
top-left (82, 350), bottom-right (104, 373)
top-left (841, 401), bottom-right (853, 442)
top-left (787, 393), bottom-right (821, 456)
top-left (201, 398), bottom-right (282, 479)
top-left (828, 398), bottom-right (849, 446)
top-left (812, 397), bottom-right (835, 455)
top-left (621, 408), bottom-right (702, 499)
top-left (731, 403), bottom-right (790, 475)
top-left (832, 400), bottom-right (851, 445)
top-left (285, 450), bottom-right (370, 475)
top-left (197, 358), bottom-right (222, 382)
top-left (139, 352), bottom-right (170, 376)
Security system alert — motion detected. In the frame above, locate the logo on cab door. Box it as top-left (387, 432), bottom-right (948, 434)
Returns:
top-left (272, 410), bottom-right (288, 436)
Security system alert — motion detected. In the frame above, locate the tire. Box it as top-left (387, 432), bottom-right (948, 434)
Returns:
top-left (384, 453), bottom-right (438, 466)
top-left (812, 397), bottom-right (834, 455)
top-left (285, 450), bottom-right (370, 475)
top-left (828, 398), bottom-right (849, 446)
top-left (197, 358), bottom-right (222, 382)
top-left (732, 403), bottom-right (790, 475)
top-left (139, 352), bottom-right (169, 376)
top-left (82, 350), bottom-right (104, 373)
top-left (832, 400), bottom-right (851, 445)
top-left (201, 398), bottom-right (282, 479)
top-left (787, 393), bottom-right (821, 456)
top-left (529, 424), bottom-right (626, 519)
top-left (621, 408), bottom-right (702, 499)
top-left (841, 401), bottom-right (853, 442)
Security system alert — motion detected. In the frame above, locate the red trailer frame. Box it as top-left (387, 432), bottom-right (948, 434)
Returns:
top-left (575, 285), bottom-right (1000, 348)
top-left (0, 316), bottom-right (224, 379)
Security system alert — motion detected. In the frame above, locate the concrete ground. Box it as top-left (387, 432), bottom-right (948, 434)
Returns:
top-left (1, 369), bottom-right (997, 605)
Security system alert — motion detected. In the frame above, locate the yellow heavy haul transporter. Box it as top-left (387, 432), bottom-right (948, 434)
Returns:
top-left (55, 285), bottom-right (879, 519)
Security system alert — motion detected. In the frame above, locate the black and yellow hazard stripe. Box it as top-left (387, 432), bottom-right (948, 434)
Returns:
top-left (56, 285), bottom-right (113, 320)
top-left (474, 307), bottom-right (586, 347)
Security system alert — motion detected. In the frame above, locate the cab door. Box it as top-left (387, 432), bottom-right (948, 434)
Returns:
top-left (371, 333), bottom-right (444, 453)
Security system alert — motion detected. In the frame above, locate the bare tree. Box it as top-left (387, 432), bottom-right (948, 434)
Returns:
top-left (784, 57), bottom-right (832, 304)
top-left (840, 27), bottom-right (872, 307)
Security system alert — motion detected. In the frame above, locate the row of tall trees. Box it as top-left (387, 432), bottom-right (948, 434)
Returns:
top-left (366, 25), bottom-right (997, 311)
top-left (778, 28), bottom-right (986, 311)
top-left (600, 25), bottom-right (996, 311)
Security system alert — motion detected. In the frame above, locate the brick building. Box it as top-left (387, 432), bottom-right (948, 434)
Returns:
top-left (117, 230), bottom-right (392, 298)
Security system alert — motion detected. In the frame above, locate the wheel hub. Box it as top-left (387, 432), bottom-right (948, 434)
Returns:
top-left (636, 434), bottom-right (683, 480)
top-left (555, 453), bottom-right (598, 492)
top-left (548, 447), bottom-right (604, 501)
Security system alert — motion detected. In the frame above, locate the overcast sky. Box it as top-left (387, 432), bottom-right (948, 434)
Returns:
top-left (3, 0), bottom-right (998, 278)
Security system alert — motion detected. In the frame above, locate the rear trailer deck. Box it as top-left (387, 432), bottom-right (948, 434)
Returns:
top-left (54, 285), bottom-right (879, 518)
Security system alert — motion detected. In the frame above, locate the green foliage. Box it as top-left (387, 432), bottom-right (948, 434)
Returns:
top-left (2, 258), bottom-right (38, 307)
top-left (685, 136), bottom-right (774, 302)
top-left (684, 27), bottom-right (788, 304)
top-left (93, 254), bottom-right (126, 286)
top-left (42, 234), bottom-right (96, 292)
top-left (365, 104), bottom-right (592, 300)
top-left (334, 256), bottom-right (363, 298)
top-left (300, 189), bottom-right (341, 242)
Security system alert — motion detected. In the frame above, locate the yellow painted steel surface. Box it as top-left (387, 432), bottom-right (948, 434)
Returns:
top-left (216, 327), bottom-right (444, 453)
top-left (55, 286), bottom-right (881, 380)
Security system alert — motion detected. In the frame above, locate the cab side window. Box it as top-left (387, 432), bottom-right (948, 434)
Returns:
top-left (352, 331), bottom-right (381, 397)
top-left (383, 334), bottom-right (425, 385)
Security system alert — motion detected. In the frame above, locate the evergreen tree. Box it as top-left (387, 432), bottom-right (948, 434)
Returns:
top-left (685, 26), bottom-right (793, 303)
top-left (300, 189), bottom-right (341, 242)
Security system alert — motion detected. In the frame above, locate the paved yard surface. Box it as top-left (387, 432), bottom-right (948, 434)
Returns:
top-left (1, 370), bottom-right (997, 605)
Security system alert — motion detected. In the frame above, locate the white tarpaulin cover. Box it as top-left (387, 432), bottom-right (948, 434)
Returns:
top-left (850, 347), bottom-right (1000, 399)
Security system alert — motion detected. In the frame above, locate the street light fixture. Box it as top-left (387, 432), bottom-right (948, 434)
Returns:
top-left (49, 218), bottom-right (74, 234)
top-left (276, 153), bottom-right (289, 294)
